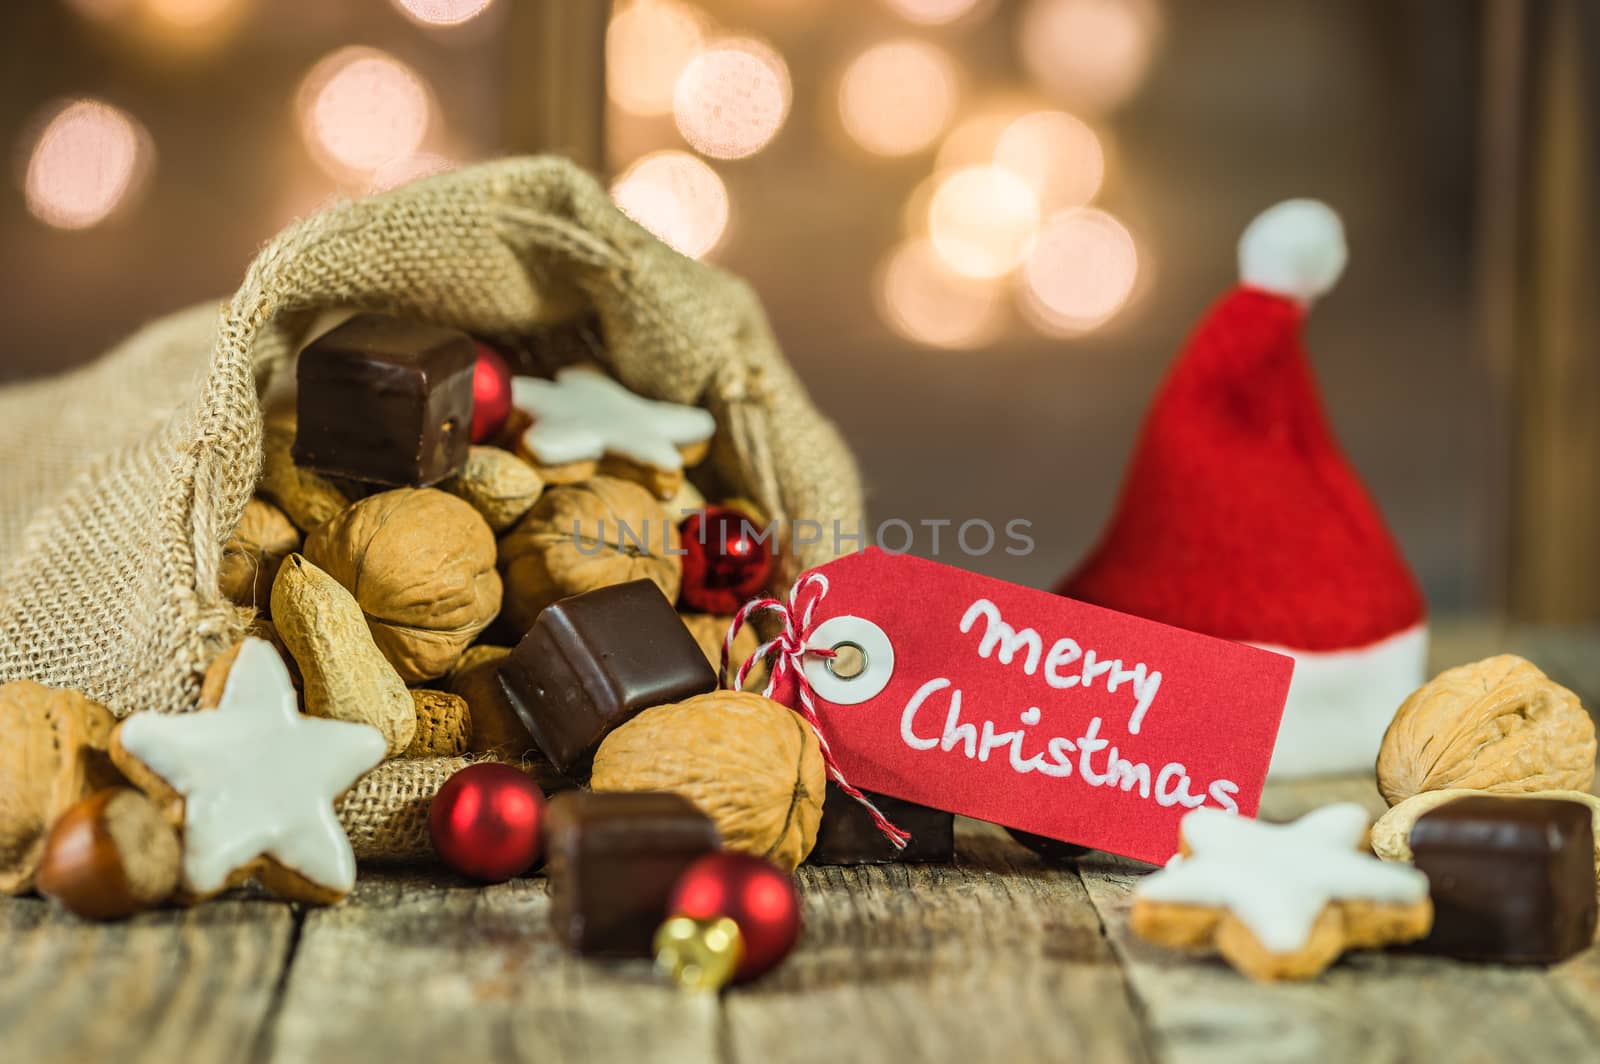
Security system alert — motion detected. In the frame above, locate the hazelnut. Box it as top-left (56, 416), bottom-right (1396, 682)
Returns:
top-left (36, 788), bottom-right (180, 920)
top-left (441, 447), bottom-right (545, 533)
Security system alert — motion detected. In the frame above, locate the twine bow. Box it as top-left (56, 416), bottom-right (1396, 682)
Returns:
top-left (722, 572), bottom-right (909, 849)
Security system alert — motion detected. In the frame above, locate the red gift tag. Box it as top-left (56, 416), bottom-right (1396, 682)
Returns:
top-left (771, 550), bottom-right (1293, 865)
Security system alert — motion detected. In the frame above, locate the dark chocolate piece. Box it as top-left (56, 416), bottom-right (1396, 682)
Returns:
top-left (1408, 795), bottom-right (1597, 965)
top-left (1006, 827), bottom-right (1090, 863)
top-left (294, 313), bottom-right (475, 487)
top-left (498, 580), bottom-right (717, 778)
top-left (807, 782), bottom-right (953, 865)
top-left (544, 791), bottom-right (720, 957)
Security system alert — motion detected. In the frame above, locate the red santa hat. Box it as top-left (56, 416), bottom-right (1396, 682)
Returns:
top-left (1057, 199), bottom-right (1427, 778)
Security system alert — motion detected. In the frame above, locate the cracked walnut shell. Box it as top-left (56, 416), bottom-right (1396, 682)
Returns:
top-left (305, 488), bottom-right (502, 684)
top-left (497, 476), bottom-right (681, 634)
top-left (590, 691), bottom-right (825, 873)
top-left (1377, 655), bottom-right (1596, 807)
top-left (0, 682), bottom-right (121, 894)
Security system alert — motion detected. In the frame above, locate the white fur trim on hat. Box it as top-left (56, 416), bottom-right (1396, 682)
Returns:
top-left (1237, 198), bottom-right (1347, 305)
top-left (1257, 623), bottom-right (1428, 779)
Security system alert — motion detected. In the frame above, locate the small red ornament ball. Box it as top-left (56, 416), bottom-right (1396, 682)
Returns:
top-left (429, 763), bottom-right (545, 882)
top-left (470, 342), bottom-right (514, 444)
top-left (679, 507), bottom-right (773, 615)
top-left (668, 852), bottom-right (801, 982)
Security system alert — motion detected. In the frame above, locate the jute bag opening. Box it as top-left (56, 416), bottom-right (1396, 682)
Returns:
top-left (0, 157), bottom-right (862, 860)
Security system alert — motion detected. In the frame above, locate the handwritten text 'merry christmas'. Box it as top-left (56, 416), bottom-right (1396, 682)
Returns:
top-left (897, 599), bottom-right (1241, 814)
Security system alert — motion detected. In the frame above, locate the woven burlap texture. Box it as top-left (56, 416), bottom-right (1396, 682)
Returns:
top-left (0, 156), bottom-right (863, 861)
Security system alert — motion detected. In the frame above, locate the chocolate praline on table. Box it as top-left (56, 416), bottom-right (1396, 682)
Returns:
top-left (1407, 795), bottom-right (1597, 965)
top-left (293, 313), bottom-right (476, 487)
top-left (497, 580), bottom-right (717, 779)
top-left (807, 783), bottom-right (954, 865)
top-left (544, 791), bottom-right (720, 957)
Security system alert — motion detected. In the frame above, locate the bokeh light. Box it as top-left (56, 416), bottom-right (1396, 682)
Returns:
top-left (838, 40), bottom-right (959, 157)
top-left (877, 238), bottom-right (1006, 349)
top-left (298, 47), bottom-right (434, 180)
top-left (606, 0), bottom-right (708, 117)
top-left (67, 0), bottom-right (249, 49)
top-left (22, 99), bottom-right (152, 230)
top-left (935, 103), bottom-right (1028, 172)
top-left (880, 0), bottom-right (992, 26)
top-left (927, 166), bottom-right (1040, 279)
top-left (1019, 208), bottom-right (1139, 335)
top-left (673, 38), bottom-right (791, 159)
top-left (611, 150), bottom-right (730, 259)
top-left (1018, 0), bottom-right (1160, 114)
top-left (994, 110), bottom-right (1104, 212)
top-left (63, 0), bottom-right (136, 18)
top-left (143, 0), bottom-right (243, 29)
top-left (368, 152), bottom-right (457, 194)
top-left (390, 0), bottom-right (494, 26)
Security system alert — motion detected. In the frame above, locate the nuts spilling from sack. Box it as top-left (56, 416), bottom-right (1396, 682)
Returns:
top-left (0, 311), bottom-right (838, 987)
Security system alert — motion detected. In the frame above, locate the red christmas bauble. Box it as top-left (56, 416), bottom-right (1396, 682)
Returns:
top-left (428, 763), bottom-right (545, 882)
top-left (679, 507), bottom-right (773, 614)
top-left (668, 852), bottom-right (800, 981)
top-left (471, 343), bottom-right (514, 444)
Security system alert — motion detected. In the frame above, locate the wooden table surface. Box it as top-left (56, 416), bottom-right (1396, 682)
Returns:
top-left (4, 621), bottom-right (1598, 1064)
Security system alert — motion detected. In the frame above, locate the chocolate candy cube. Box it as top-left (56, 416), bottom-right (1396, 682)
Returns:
top-left (1409, 795), bottom-right (1597, 964)
top-left (807, 782), bottom-right (954, 865)
top-left (293, 313), bottom-right (476, 487)
top-left (544, 791), bottom-right (720, 957)
top-left (498, 580), bottom-right (717, 778)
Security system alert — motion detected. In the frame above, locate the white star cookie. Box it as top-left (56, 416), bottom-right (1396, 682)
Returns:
top-left (1129, 803), bottom-right (1432, 981)
top-left (110, 638), bottom-right (385, 904)
top-left (510, 367), bottom-right (716, 498)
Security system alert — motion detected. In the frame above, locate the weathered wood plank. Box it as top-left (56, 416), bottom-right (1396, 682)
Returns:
top-left (721, 823), bottom-right (1152, 1064)
top-left (1077, 766), bottom-right (1600, 1064)
top-left (263, 872), bottom-right (719, 1064)
top-left (0, 895), bottom-right (294, 1064)
top-left (1078, 852), bottom-right (1600, 1064)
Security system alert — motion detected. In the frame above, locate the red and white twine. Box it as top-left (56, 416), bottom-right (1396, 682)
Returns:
top-left (722, 571), bottom-right (909, 849)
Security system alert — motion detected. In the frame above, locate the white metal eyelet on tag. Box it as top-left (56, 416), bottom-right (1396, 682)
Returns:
top-left (803, 615), bottom-right (893, 705)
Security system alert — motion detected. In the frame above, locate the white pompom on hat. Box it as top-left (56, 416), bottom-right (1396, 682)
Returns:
top-left (1237, 198), bottom-right (1348, 306)
top-left (1059, 198), bottom-right (1426, 780)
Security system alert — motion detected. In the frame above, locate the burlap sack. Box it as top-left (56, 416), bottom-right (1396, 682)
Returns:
top-left (0, 156), bottom-right (863, 861)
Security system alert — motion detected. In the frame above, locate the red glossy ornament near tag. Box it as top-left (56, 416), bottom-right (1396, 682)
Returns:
top-left (763, 550), bottom-right (1294, 865)
top-left (680, 507), bottom-right (773, 615)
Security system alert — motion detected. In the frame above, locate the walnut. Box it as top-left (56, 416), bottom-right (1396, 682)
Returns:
top-left (305, 489), bottom-right (502, 683)
top-left (218, 498), bottom-right (301, 613)
top-left (497, 477), bottom-right (681, 634)
top-left (1377, 655), bottom-right (1596, 807)
top-left (0, 682), bottom-right (121, 894)
top-left (590, 691), bottom-right (825, 872)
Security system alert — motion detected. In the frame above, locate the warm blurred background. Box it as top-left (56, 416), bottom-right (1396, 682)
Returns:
top-left (1, 0), bottom-right (1596, 622)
